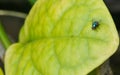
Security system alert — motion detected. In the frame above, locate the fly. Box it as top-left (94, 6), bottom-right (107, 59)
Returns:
top-left (92, 21), bottom-right (99, 30)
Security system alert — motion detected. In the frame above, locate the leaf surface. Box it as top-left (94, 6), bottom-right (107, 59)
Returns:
top-left (5, 0), bottom-right (119, 75)
top-left (0, 68), bottom-right (3, 75)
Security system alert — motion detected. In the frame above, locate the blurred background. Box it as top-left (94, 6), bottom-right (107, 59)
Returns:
top-left (0, 0), bottom-right (31, 13)
top-left (0, 0), bottom-right (120, 75)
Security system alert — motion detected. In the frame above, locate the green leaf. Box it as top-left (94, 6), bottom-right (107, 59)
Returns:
top-left (28, 0), bottom-right (37, 5)
top-left (0, 23), bottom-right (12, 49)
top-left (0, 68), bottom-right (4, 75)
top-left (5, 0), bottom-right (119, 75)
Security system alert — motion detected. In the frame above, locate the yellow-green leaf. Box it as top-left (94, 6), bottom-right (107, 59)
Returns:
top-left (5, 0), bottom-right (119, 75)
top-left (0, 68), bottom-right (4, 75)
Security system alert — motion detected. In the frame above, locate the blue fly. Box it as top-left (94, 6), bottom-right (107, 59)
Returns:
top-left (92, 21), bottom-right (99, 30)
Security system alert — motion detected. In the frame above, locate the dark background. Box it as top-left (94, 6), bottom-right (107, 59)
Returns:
top-left (0, 0), bottom-right (31, 13)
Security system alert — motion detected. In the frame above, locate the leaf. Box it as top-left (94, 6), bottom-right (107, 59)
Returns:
top-left (0, 68), bottom-right (4, 75)
top-left (28, 0), bottom-right (37, 5)
top-left (5, 0), bottom-right (119, 75)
